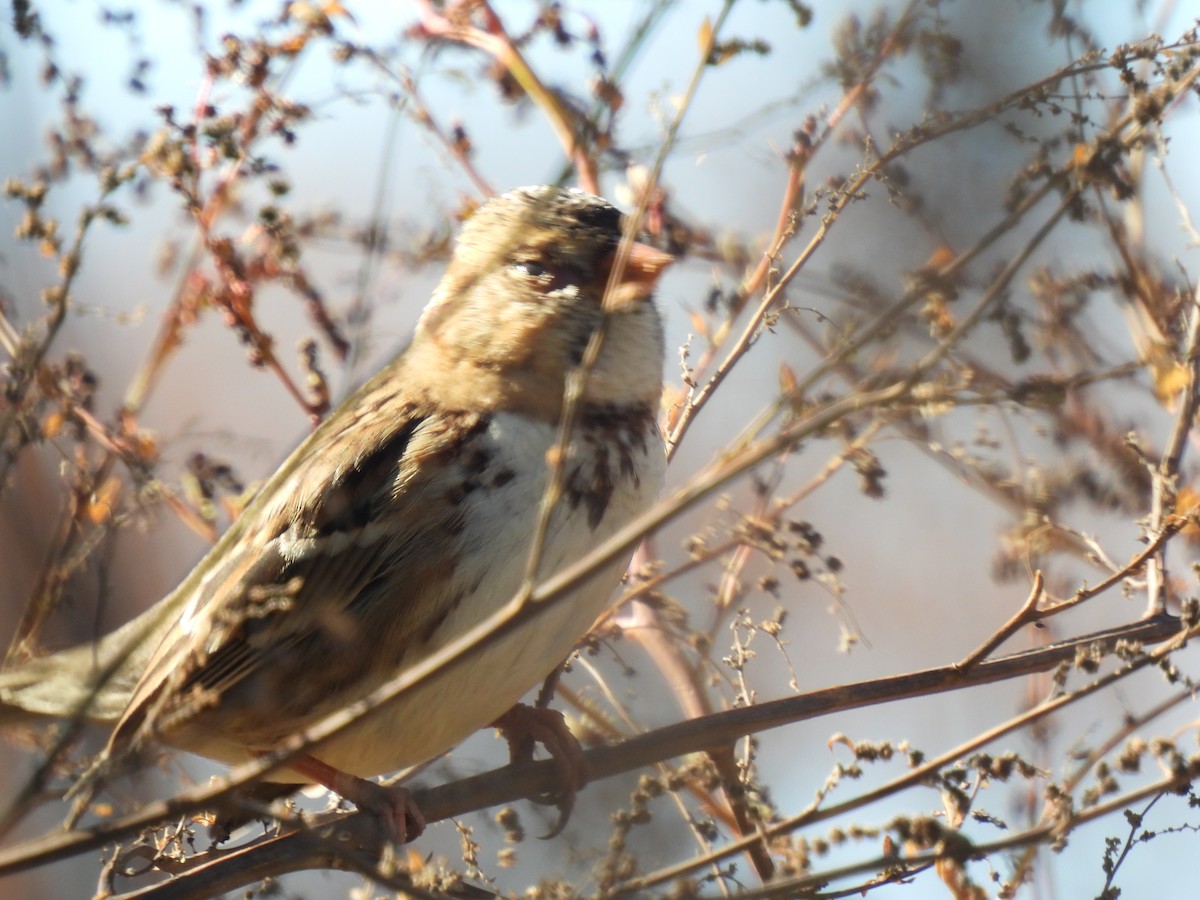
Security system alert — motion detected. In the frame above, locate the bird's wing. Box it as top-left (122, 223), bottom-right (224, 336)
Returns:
top-left (112, 357), bottom-right (488, 750)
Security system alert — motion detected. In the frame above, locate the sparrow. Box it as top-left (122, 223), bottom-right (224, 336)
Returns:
top-left (0, 185), bottom-right (672, 839)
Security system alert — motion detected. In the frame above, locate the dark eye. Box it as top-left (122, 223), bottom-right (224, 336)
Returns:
top-left (510, 259), bottom-right (548, 279)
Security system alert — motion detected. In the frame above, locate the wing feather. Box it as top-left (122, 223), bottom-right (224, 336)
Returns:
top-left (112, 364), bottom-right (487, 752)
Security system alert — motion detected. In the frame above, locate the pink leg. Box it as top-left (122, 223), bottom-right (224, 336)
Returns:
top-left (289, 754), bottom-right (425, 842)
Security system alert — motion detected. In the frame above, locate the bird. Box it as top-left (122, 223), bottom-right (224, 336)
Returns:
top-left (0, 185), bottom-right (672, 840)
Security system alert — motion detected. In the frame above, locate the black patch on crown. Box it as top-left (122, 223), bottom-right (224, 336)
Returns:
top-left (505, 186), bottom-right (623, 251)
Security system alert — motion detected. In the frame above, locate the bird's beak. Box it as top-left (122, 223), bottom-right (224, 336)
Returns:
top-left (603, 241), bottom-right (673, 310)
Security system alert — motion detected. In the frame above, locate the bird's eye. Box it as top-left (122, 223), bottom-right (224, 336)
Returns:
top-left (510, 260), bottom-right (548, 279)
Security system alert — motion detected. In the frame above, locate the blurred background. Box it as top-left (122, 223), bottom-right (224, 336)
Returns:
top-left (2, 1), bottom-right (1199, 897)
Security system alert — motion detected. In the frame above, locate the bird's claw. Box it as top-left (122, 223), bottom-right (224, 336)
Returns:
top-left (493, 703), bottom-right (589, 838)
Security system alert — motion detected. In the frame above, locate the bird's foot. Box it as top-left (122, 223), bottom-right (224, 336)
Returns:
top-left (291, 753), bottom-right (425, 842)
top-left (492, 703), bottom-right (589, 838)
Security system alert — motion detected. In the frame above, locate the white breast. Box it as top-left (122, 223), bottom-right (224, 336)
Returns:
top-left (298, 412), bottom-right (665, 778)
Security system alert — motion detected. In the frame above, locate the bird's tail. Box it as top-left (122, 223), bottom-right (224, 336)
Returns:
top-left (0, 600), bottom-right (177, 728)
top-left (0, 643), bottom-right (130, 727)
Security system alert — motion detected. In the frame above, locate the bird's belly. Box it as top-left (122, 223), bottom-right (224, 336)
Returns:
top-left (310, 568), bottom-right (625, 778)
